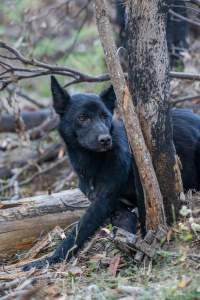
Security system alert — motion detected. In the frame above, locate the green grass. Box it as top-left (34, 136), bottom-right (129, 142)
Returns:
top-left (50, 236), bottom-right (200, 300)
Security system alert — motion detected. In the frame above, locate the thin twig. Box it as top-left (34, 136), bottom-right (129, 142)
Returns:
top-left (172, 94), bottom-right (200, 105)
top-left (171, 4), bottom-right (200, 14)
top-left (169, 9), bottom-right (200, 27)
top-left (170, 71), bottom-right (200, 81)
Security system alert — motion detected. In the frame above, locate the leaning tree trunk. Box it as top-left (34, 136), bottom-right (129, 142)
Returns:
top-left (127, 0), bottom-right (182, 223)
top-left (95, 0), bottom-right (167, 232)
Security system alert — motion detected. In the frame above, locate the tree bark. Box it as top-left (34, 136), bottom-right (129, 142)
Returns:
top-left (0, 189), bottom-right (89, 257)
top-left (95, 0), bottom-right (167, 231)
top-left (127, 0), bottom-right (182, 223)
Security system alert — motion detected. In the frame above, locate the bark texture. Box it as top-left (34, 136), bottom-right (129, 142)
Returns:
top-left (95, 0), bottom-right (167, 231)
top-left (0, 189), bottom-right (89, 257)
top-left (127, 0), bottom-right (182, 223)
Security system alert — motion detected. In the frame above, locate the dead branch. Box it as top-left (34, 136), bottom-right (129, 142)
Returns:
top-left (1, 92), bottom-right (199, 137)
top-left (113, 227), bottom-right (166, 261)
top-left (1, 42), bottom-right (200, 91)
top-left (170, 71), bottom-right (200, 81)
top-left (172, 94), bottom-right (200, 105)
top-left (0, 109), bottom-right (52, 132)
top-left (171, 4), bottom-right (200, 14)
top-left (6, 85), bottom-right (46, 109)
top-left (0, 41), bottom-right (109, 90)
top-left (169, 9), bottom-right (200, 27)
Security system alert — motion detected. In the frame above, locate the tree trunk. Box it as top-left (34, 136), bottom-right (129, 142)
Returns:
top-left (95, 0), bottom-right (167, 231)
top-left (0, 189), bottom-right (89, 257)
top-left (127, 0), bottom-right (182, 223)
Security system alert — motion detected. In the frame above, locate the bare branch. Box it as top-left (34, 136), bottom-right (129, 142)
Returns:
top-left (172, 94), bottom-right (200, 105)
top-left (171, 4), bottom-right (200, 14)
top-left (170, 71), bottom-right (200, 81)
top-left (169, 9), bottom-right (200, 27)
top-left (0, 41), bottom-right (112, 89)
top-left (1, 42), bottom-right (200, 91)
top-left (6, 85), bottom-right (46, 108)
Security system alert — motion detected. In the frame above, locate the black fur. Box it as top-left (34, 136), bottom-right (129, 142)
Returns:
top-left (23, 78), bottom-right (200, 271)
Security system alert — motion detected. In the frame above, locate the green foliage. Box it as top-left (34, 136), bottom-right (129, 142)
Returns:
top-left (0, 25), bottom-right (5, 36)
top-left (33, 38), bottom-right (59, 58)
top-left (2, 0), bottom-right (39, 24)
top-left (174, 60), bottom-right (185, 72)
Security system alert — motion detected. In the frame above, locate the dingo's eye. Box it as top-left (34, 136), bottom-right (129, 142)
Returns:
top-left (78, 115), bottom-right (90, 123)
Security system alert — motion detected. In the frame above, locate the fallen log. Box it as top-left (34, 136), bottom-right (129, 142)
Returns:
top-left (0, 109), bottom-right (52, 133)
top-left (0, 189), bottom-right (89, 258)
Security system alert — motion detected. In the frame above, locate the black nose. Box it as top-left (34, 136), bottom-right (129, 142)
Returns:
top-left (98, 134), bottom-right (111, 146)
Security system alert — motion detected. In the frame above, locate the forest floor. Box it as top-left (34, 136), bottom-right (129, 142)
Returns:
top-left (0, 195), bottom-right (200, 300)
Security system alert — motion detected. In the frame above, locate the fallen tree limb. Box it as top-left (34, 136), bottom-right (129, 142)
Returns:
top-left (0, 109), bottom-right (52, 132)
top-left (114, 227), bottom-right (166, 261)
top-left (1, 93), bottom-right (199, 136)
top-left (0, 188), bottom-right (89, 257)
